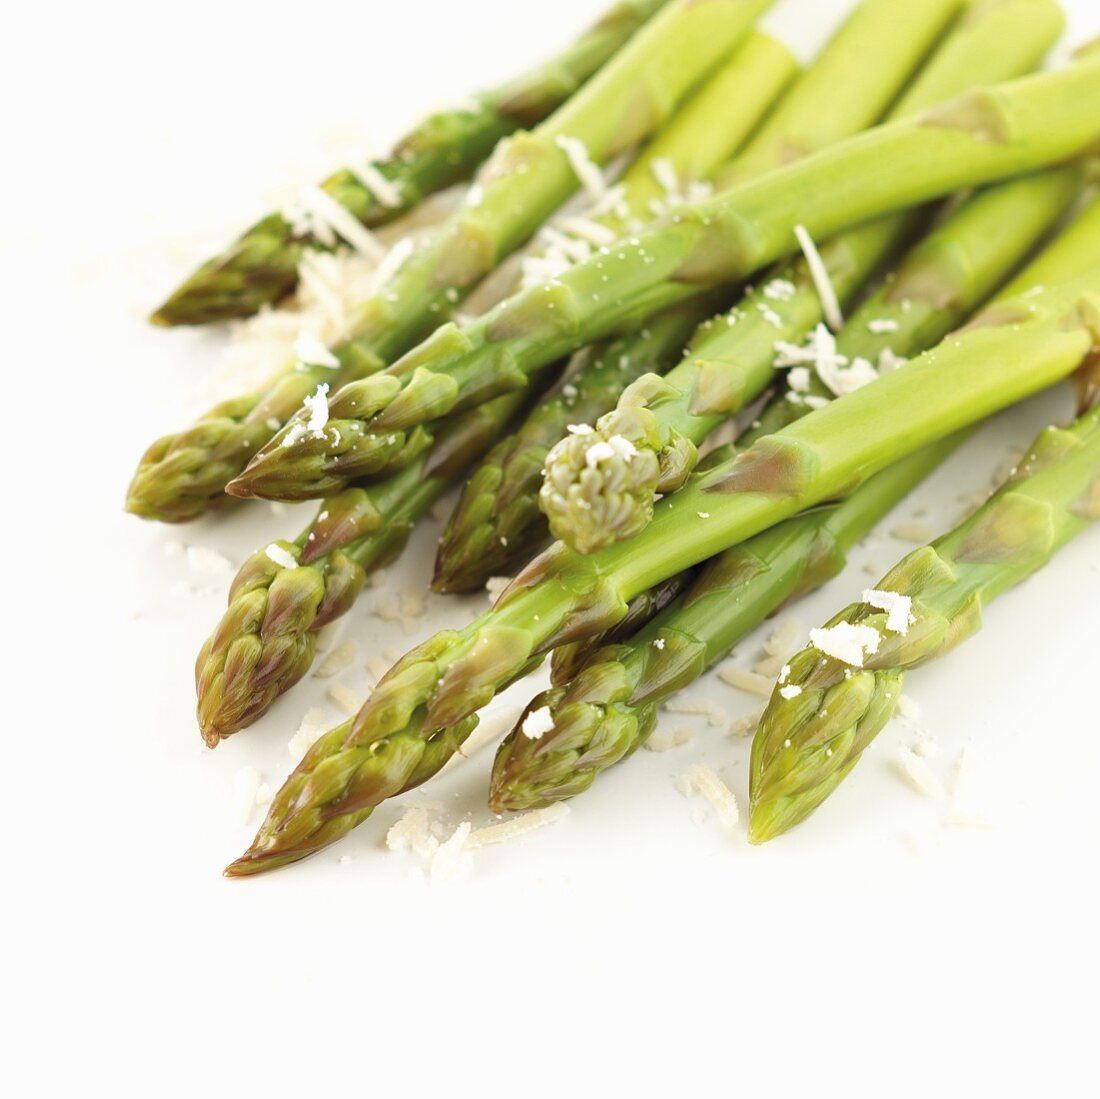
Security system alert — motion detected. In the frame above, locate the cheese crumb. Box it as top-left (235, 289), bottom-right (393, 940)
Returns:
top-left (763, 278), bottom-right (796, 302)
top-left (287, 707), bottom-right (328, 758)
top-left (897, 749), bottom-right (945, 799)
top-left (464, 804), bottom-right (569, 848)
top-left (809, 622), bottom-right (881, 667)
top-left (891, 522), bottom-right (934, 543)
top-left (718, 665), bottom-right (773, 697)
top-left (521, 705), bottom-right (555, 740)
top-left (779, 684), bottom-right (803, 700)
top-left (663, 699), bottom-right (727, 727)
top-left (282, 184), bottom-right (386, 259)
top-left (327, 681), bottom-right (366, 714)
top-left (867, 317), bottom-right (900, 335)
top-left (794, 224), bottom-right (843, 330)
top-left (293, 330), bottom-right (340, 368)
top-left (485, 575), bottom-right (511, 603)
top-left (313, 639), bottom-right (359, 679)
top-left (679, 764), bottom-right (740, 832)
top-left (644, 726), bottom-right (694, 752)
top-left (186, 545), bottom-right (233, 574)
top-left (355, 161), bottom-right (404, 208)
top-left (265, 543), bottom-right (298, 570)
top-left (555, 135), bottom-right (608, 200)
top-left (430, 822), bottom-right (473, 881)
top-left (863, 589), bottom-right (915, 635)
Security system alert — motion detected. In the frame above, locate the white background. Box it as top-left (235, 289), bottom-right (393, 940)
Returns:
top-left (4, 1), bottom-right (1099, 1094)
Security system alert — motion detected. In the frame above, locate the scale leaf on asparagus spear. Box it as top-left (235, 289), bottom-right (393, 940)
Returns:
top-left (749, 401), bottom-right (1100, 844)
top-left (129, 0), bottom-right (766, 521)
top-left (227, 271), bottom-right (1100, 874)
top-left (231, 12), bottom-right (1099, 505)
top-left (150, 0), bottom-right (669, 326)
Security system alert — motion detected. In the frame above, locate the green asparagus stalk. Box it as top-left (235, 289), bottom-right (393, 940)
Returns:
top-left (489, 162), bottom-right (1087, 808)
top-left (231, 0), bottom-right (1007, 503)
top-left (195, 386), bottom-right (539, 745)
top-left (490, 439), bottom-right (963, 811)
top-left (227, 275), bottom-right (1100, 874)
top-left (150, 0), bottom-right (669, 326)
top-left (541, 0), bottom-right (1070, 551)
top-left (432, 300), bottom-right (718, 591)
top-left (128, 0), bottom-right (765, 523)
top-left (749, 402), bottom-right (1100, 844)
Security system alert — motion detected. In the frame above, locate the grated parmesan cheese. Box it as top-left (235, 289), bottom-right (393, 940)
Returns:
top-left (313, 639), bottom-right (359, 679)
top-left (809, 622), bottom-right (881, 667)
top-left (779, 684), bottom-right (803, 700)
top-left (293, 330), bottom-right (340, 369)
top-left (521, 705), bottom-right (555, 740)
top-left (863, 589), bottom-right (915, 635)
top-left (644, 726), bottom-right (694, 752)
top-left (718, 665), bottom-right (773, 697)
top-left (555, 134), bottom-right (608, 200)
top-left (679, 764), bottom-right (740, 832)
top-left (265, 543), bottom-right (298, 570)
top-left (794, 224), bottom-right (843, 330)
top-left (897, 749), bottom-right (945, 800)
top-left (355, 161), bottom-right (404, 208)
top-left (663, 699), bottom-right (727, 727)
top-left (464, 804), bottom-right (569, 848)
top-left (186, 545), bottom-right (233, 574)
top-left (287, 707), bottom-right (328, 758)
top-left (283, 184), bottom-right (386, 259)
top-left (485, 575), bottom-right (511, 603)
top-left (868, 317), bottom-right (899, 335)
top-left (891, 521), bottom-right (934, 543)
top-left (327, 681), bottom-right (367, 714)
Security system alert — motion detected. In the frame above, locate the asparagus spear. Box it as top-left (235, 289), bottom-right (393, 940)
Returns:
top-left (195, 386), bottom-right (539, 745)
top-left (490, 441), bottom-right (962, 811)
top-left (150, 0), bottom-right (669, 326)
top-left (235, 0), bottom-right (1030, 503)
top-left (432, 300), bottom-right (717, 591)
top-left (128, 0), bottom-right (764, 523)
top-left (749, 402), bottom-right (1100, 844)
top-left (227, 275), bottom-right (1100, 874)
top-left (489, 166), bottom-right (1086, 808)
top-left (541, 0), bottom-right (1070, 551)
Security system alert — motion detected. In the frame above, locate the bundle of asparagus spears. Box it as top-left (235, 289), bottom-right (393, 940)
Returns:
top-left (134, 0), bottom-right (1100, 876)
